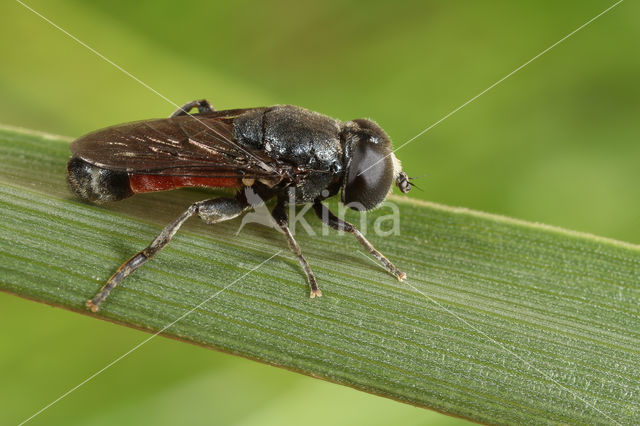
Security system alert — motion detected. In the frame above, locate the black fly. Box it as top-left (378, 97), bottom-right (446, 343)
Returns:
top-left (67, 100), bottom-right (412, 312)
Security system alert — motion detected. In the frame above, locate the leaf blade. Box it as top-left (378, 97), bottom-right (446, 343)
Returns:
top-left (0, 125), bottom-right (638, 424)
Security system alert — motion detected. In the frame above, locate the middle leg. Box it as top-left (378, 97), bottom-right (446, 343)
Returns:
top-left (272, 198), bottom-right (322, 298)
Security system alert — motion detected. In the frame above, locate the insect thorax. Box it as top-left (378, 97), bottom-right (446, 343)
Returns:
top-left (234, 105), bottom-right (345, 204)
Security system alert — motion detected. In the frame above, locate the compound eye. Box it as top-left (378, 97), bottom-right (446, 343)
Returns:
top-left (343, 139), bottom-right (394, 211)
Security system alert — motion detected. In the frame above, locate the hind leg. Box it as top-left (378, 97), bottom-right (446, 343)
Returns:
top-left (170, 99), bottom-right (215, 117)
top-left (87, 195), bottom-right (248, 312)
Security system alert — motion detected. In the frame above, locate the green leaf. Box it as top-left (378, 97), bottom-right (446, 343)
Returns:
top-left (0, 125), bottom-right (638, 424)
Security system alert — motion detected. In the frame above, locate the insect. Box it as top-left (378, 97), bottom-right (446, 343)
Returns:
top-left (67, 100), bottom-right (412, 312)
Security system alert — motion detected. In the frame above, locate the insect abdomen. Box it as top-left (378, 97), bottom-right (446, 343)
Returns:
top-left (67, 156), bottom-right (133, 203)
top-left (128, 175), bottom-right (242, 193)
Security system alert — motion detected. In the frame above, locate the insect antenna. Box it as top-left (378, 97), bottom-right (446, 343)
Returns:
top-left (408, 181), bottom-right (423, 191)
top-left (405, 173), bottom-right (428, 191)
top-left (408, 173), bottom-right (429, 180)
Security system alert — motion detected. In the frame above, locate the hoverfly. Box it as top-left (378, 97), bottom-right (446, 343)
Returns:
top-left (67, 100), bottom-right (412, 311)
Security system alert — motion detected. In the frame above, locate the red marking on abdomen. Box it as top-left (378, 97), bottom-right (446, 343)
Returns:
top-left (129, 174), bottom-right (241, 193)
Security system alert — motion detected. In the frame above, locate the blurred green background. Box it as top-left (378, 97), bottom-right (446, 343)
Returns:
top-left (1, 1), bottom-right (638, 424)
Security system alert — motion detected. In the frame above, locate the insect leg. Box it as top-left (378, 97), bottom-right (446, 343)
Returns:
top-left (87, 195), bottom-right (248, 312)
top-left (170, 99), bottom-right (216, 117)
top-left (313, 201), bottom-right (406, 281)
top-left (271, 199), bottom-right (322, 298)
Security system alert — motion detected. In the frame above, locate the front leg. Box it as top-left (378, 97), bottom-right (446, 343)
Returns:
top-left (170, 99), bottom-right (215, 117)
top-left (272, 199), bottom-right (322, 298)
top-left (313, 201), bottom-right (406, 281)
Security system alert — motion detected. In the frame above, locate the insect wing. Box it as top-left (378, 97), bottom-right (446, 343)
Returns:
top-left (70, 109), bottom-right (280, 179)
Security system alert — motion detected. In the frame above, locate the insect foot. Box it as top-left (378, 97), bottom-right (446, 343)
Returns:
top-left (86, 300), bottom-right (100, 313)
top-left (310, 288), bottom-right (323, 298)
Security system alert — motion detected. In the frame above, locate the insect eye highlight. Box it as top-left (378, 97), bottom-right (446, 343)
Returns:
top-left (342, 137), bottom-right (394, 211)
